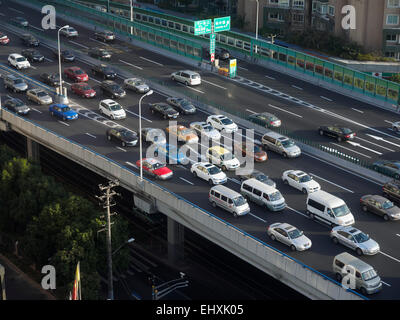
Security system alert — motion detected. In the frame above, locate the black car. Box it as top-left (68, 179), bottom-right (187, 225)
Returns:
top-left (20, 33), bottom-right (39, 46)
top-left (40, 73), bottom-right (62, 87)
top-left (237, 169), bottom-right (276, 187)
top-left (89, 47), bottom-right (112, 60)
top-left (4, 97), bottom-right (30, 115)
top-left (53, 49), bottom-right (75, 62)
top-left (100, 80), bottom-right (126, 99)
top-left (21, 48), bottom-right (44, 62)
top-left (106, 127), bottom-right (138, 147)
top-left (318, 125), bottom-right (356, 142)
top-left (166, 97), bottom-right (196, 115)
top-left (205, 47), bottom-right (230, 60)
top-left (12, 16), bottom-right (28, 27)
top-left (149, 102), bottom-right (179, 119)
top-left (92, 64), bottom-right (117, 79)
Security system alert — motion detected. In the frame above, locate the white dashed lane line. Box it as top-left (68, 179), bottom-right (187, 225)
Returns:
top-left (201, 79), bottom-right (227, 90)
top-left (320, 96), bottom-right (333, 102)
top-left (179, 177), bottom-right (194, 185)
top-left (291, 85), bottom-right (303, 90)
top-left (119, 59), bottom-right (143, 70)
top-left (265, 75), bottom-right (275, 80)
top-left (249, 213), bottom-right (267, 223)
top-left (86, 133), bottom-right (96, 138)
top-left (330, 142), bottom-right (372, 158)
top-left (116, 146), bottom-right (127, 152)
top-left (177, 83), bottom-right (204, 94)
top-left (351, 108), bottom-right (364, 113)
top-left (268, 103), bottom-right (303, 118)
top-left (139, 56), bottom-right (164, 67)
top-left (69, 40), bottom-right (88, 49)
top-left (57, 120), bottom-right (70, 126)
top-left (309, 173), bottom-right (354, 193)
top-left (31, 108), bottom-right (42, 113)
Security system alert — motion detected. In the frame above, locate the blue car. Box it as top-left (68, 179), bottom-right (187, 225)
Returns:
top-left (49, 104), bottom-right (78, 120)
top-left (154, 143), bottom-right (187, 164)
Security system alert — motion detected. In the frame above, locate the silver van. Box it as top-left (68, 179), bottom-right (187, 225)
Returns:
top-left (4, 74), bottom-right (28, 93)
top-left (240, 178), bottom-right (286, 211)
top-left (171, 70), bottom-right (201, 86)
top-left (209, 185), bottom-right (250, 217)
top-left (261, 131), bottom-right (301, 158)
top-left (333, 252), bottom-right (382, 295)
top-left (307, 190), bottom-right (355, 227)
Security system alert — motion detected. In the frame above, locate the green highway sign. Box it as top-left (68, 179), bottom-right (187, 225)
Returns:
top-left (210, 33), bottom-right (216, 54)
top-left (194, 19), bottom-right (212, 35)
top-left (214, 16), bottom-right (231, 33)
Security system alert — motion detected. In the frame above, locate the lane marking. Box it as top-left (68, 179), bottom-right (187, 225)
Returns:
top-left (385, 120), bottom-right (393, 125)
top-left (0, 13), bottom-right (4, 16)
top-left (320, 96), bottom-right (333, 102)
top-left (309, 173), bottom-right (354, 193)
top-left (381, 281), bottom-right (391, 287)
top-left (8, 7), bottom-right (24, 14)
top-left (90, 78), bottom-right (101, 84)
top-left (238, 66), bottom-right (248, 71)
top-left (396, 234), bottom-right (400, 237)
top-left (30, 25), bottom-right (44, 32)
top-left (139, 56), bottom-right (163, 66)
top-left (86, 133), bottom-right (96, 138)
top-left (125, 109), bottom-right (152, 123)
top-left (179, 177), bottom-right (194, 185)
top-left (69, 40), bottom-right (88, 49)
top-left (249, 213), bottom-right (266, 223)
top-left (116, 146), bottom-right (127, 152)
top-left (246, 108), bottom-right (256, 114)
top-left (291, 85), bottom-right (303, 90)
top-left (351, 108), bottom-right (364, 114)
top-left (330, 142), bottom-right (372, 159)
top-left (265, 75), bottom-right (275, 80)
top-left (268, 103), bottom-right (303, 118)
top-left (30, 66), bottom-right (37, 70)
top-left (346, 141), bottom-right (383, 155)
top-left (57, 120), bottom-right (70, 126)
top-left (379, 251), bottom-right (400, 264)
top-left (355, 136), bottom-right (395, 152)
top-left (229, 178), bottom-right (241, 185)
top-left (89, 37), bottom-right (109, 45)
top-left (365, 133), bottom-right (400, 148)
top-left (177, 82), bottom-right (204, 94)
top-left (31, 108), bottom-right (42, 113)
top-left (286, 206), bottom-right (309, 218)
top-left (125, 161), bottom-right (138, 169)
top-left (178, 164), bottom-right (188, 170)
top-left (44, 57), bottom-right (53, 62)
top-left (119, 59), bottom-right (143, 70)
top-left (201, 79), bottom-right (227, 90)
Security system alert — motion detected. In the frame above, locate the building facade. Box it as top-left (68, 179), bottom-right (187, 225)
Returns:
top-left (238, 0), bottom-right (400, 59)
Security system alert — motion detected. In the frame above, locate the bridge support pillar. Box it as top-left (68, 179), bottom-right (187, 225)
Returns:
top-left (167, 217), bottom-right (184, 265)
top-left (26, 138), bottom-right (40, 162)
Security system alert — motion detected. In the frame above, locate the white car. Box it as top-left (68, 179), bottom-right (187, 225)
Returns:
top-left (191, 162), bottom-right (227, 185)
top-left (282, 170), bottom-right (321, 194)
top-left (206, 146), bottom-right (240, 171)
top-left (267, 222), bottom-right (312, 252)
top-left (99, 99), bottom-right (126, 120)
top-left (392, 121), bottom-right (400, 132)
top-left (190, 121), bottom-right (221, 141)
top-left (8, 53), bottom-right (30, 70)
top-left (171, 70), bottom-right (201, 86)
top-left (207, 115), bottom-right (238, 133)
top-left (60, 27), bottom-right (78, 38)
top-left (141, 128), bottom-right (166, 145)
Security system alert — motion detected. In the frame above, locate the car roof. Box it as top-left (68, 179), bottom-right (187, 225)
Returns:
top-left (368, 194), bottom-right (390, 202)
top-left (334, 252), bottom-right (374, 272)
top-left (208, 146), bottom-right (229, 154)
top-left (101, 99), bottom-right (117, 105)
top-left (10, 53), bottom-right (24, 58)
top-left (30, 88), bottom-right (45, 93)
top-left (292, 170), bottom-right (306, 177)
top-left (143, 158), bottom-right (161, 165)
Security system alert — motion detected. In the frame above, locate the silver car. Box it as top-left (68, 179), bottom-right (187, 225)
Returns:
top-left (141, 128), bottom-right (166, 144)
top-left (267, 222), bottom-right (312, 251)
top-left (4, 74), bottom-right (28, 93)
top-left (123, 78), bottom-right (149, 93)
top-left (26, 88), bottom-right (53, 105)
top-left (330, 226), bottom-right (380, 256)
top-left (60, 26), bottom-right (78, 38)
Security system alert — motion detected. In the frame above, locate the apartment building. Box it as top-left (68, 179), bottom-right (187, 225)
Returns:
top-left (238, 0), bottom-right (400, 59)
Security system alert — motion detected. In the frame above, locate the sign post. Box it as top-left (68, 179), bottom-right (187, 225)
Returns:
top-left (229, 59), bottom-right (237, 78)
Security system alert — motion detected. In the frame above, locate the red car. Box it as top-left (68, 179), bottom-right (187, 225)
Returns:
top-left (63, 66), bottom-right (89, 82)
top-left (135, 158), bottom-right (173, 180)
top-left (235, 142), bottom-right (268, 162)
top-left (71, 83), bottom-right (96, 98)
top-left (0, 32), bottom-right (10, 45)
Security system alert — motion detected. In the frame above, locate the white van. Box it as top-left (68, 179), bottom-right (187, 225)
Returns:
top-left (240, 178), bottom-right (286, 211)
top-left (333, 252), bottom-right (382, 295)
top-left (171, 70), bottom-right (201, 86)
top-left (209, 185), bottom-right (250, 217)
top-left (306, 190), bottom-right (355, 227)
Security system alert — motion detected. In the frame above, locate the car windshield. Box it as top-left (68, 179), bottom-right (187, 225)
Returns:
top-left (81, 86), bottom-right (91, 91)
top-left (152, 163), bottom-right (164, 170)
top-left (74, 69), bottom-right (84, 75)
top-left (122, 131), bottom-right (136, 138)
top-left (253, 146), bottom-right (262, 153)
top-left (181, 129), bottom-right (192, 135)
top-left (67, 28), bottom-right (75, 32)
top-left (191, 74), bottom-right (200, 79)
top-left (221, 153), bottom-right (235, 161)
top-left (16, 57), bottom-right (26, 62)
top-left (110, 104), bottom-right (122, 111)
top-left (104, 67), bottom-right (113, 73)
top-left (382, 200), bottom-right (394, 209)
top-left (13, 79), bottom-right (24, 84)
top-left (135, 81), bottom-right (144, 86)
top-left (207, 166), bottom-right (221, 175)
top-left (233, 196), bottom-right (246, 207)
top-left (299, 175), bottom-right (312, 183)
top-left (270, 191), bottom-right (282, 201)
top-left (362, 269), bottom-right (378, 281)
top-left (353, 232), bottom-right (370, 243)
top-left (62, 107), bottom-right (71, 112)
top-left (63, 51), bottom-right (71, 55)
top-left (281, 139), bottom-right (295, 147)
top-left (332, 204), bottom-right (350, 217)
top-left (221, 118), bottom-right (233, 125)
top-left (203, 125), bottom-right (213, 132)
top-left (101, 51), bottom-right (110, 56)
top-left (111, 85), bottom-right (121, 91)
top-left (14, 100), bottom-right (24, 107)
top-left (342, 128), bottom-right (353, 134)
top-left (37, 91), bottom-right (47, 97)
top-left (255, 173), bottom-right (268, 182)
top-left (288, 229), bottom-right (303, 239)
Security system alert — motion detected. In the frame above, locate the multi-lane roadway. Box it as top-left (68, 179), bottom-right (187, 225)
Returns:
top-left (0, 1), bottom-right (399, 299)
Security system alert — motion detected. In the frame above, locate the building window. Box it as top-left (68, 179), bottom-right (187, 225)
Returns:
top-left (387, 15), bottom-right (399, 25)
top-left (387, 34), bottom-right (397, 42)
top-left (385, 51), bottom-right (395, 57)
top-left (328, 5), bottom-right (335, 16)
top-left (293, 14), bottom-right (304, 22)
top-left (388, 0), bottom-right (400, 8)
top-left (293, 0), bottom-right (304, 8)
top-left (269, 12), bottom-right (285, 21)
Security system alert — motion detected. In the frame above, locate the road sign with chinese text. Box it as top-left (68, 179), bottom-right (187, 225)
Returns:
top-left (210, 33), bottom-right (216, 54)
top-left (214, 16), bottom-right (231, 33)
top-left (194, 19), bottom-right (212, 35)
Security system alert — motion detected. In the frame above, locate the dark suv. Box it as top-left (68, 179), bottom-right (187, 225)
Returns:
top-left (20, 33), bottom-right (39, 46)
top-left (21, 48), bottom-right (44, 62)
top-left (92, 64), bottom-right (117, 79)
top-left (382, 180), bottom-right (400, 204)
top-left (89, 47), bottom-right (112, 60)
top-left (100, 80), bottom-right (126, 99)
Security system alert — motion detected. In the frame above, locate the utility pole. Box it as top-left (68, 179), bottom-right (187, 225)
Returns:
top-left (96, 179), bottom-right (120, 300)
top-left (150, 272), bottom-right (189, 300)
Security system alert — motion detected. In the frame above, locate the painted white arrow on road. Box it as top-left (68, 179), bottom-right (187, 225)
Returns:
top-left (365, 134), bottom-right (400, 148)
top-left (347, 141), bottom-right (383, 155)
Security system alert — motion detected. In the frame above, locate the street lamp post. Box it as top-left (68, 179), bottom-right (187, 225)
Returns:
top-left (57, 25), bottom-right (69, 99)
top-left (112, 238), bottom-right (135, 256)
top-left (138, 90), bottom-right (153, 181)
top-left (255, 0), bottom-right (259, 54)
